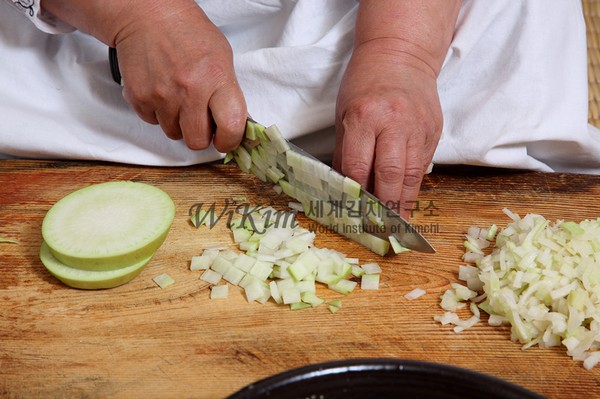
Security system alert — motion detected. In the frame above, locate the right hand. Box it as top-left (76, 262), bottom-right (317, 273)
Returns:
top-left (111, 0), bottom-right (247, 152)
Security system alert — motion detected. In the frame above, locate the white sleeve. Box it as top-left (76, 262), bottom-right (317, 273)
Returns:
top-left (7, 0), bottom-right (75, 34)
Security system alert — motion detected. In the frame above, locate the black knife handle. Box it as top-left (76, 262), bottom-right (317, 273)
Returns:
top-left (108, 47), bottom-right (122, 85)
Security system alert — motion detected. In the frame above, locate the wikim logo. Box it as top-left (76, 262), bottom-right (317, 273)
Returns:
top-left (189, 199), bottom-right (442, 236)
top-left (189, 200), bottom-right (298, 234)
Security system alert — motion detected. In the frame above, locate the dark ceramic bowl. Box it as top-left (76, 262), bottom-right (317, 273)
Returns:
top-left (227, 359), bottom-right (545, 399)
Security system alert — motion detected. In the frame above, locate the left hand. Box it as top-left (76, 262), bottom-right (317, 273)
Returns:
top-left (333, 38), bottom-right (443, 219)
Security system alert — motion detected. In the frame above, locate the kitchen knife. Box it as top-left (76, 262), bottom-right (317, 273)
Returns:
top-left (283, 136), bottom-right (435, 254)
top-left (108, 48), bottom-right (435, 254)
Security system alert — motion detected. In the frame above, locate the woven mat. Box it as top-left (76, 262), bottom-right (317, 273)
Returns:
top-left (585, 0), bottom-right (600, 127)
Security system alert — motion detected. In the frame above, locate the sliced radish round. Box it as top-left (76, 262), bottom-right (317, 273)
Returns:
top-left (39, 242), bottom-right (151, 289)
top-left (42, 181), bottom-right (175, 271)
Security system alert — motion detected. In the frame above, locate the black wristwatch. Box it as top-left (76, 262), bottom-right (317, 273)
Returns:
top-left (108, 47), bottom-right (122, 84)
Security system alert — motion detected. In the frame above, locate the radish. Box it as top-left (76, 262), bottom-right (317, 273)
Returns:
top-left (40, 181), bottom-right (175, 289)
top-left (39, 242), bottom-right (151, 289)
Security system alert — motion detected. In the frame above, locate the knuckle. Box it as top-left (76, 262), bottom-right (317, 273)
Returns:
top-left (180, 120), bottom-right (211, 150)
top-left (163, 63), bottom-right (227, 100)
top-left (159, 120), bottom-right (182, 140)
top-left (187, 137), bottom-right (210, 150)
top-left (218, 114), bottom-right (246, 137)
top-left (376, 163), bottom-right (404, 184)
top-left (126, 81), bottom-right (169, 106)
top-left (343, 158), bottom-right (371, 183)
top-left (196, 61), bottom-right (231, 90)
top-left (343, 99), bottom-right (378, 122)
top-left (402, 166), bottom-right (424, 189)
top-left (175, 69), bottom-right (202, 92)
top-left (206, 62), bottom-right (229, 82)
top-left (213, 135), bottom-right (238, 153)
top-left (344, 96), bottom-right (404, 125)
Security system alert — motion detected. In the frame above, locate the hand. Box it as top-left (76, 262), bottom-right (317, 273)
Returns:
top-left (333, 39), bottom-right (443, 219)
top-left (113, 1), bottom-right (247, 152)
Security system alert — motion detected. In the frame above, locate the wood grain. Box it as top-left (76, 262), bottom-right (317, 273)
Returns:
top-left (1, 160), bottom-right (600, 399)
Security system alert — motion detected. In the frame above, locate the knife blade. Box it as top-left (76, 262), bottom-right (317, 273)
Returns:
top-left (284, 139), bottom-right (435, 254)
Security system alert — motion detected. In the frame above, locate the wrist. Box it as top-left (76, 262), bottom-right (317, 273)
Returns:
top-left (354, 37), bottom-right (440, 79)
top-left (108, 0), bottom-right (197, 48)
top-left (354, 0), bottom-right (461, 77)
top-left (41, 0), bottom-right (197, 47)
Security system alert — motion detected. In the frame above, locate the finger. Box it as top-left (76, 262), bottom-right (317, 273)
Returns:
top-left (374, 134), bottom-right (426, 220)
top-left (339, 117), bottom-right (376, 191)
top-left (209, 81), bottom-right (247, 153)
top-left (179, 103), bottom-right (214, 150)
top-left (155, 106), bottom-right (184, 141)
top-left (122, 87), bottom-right (159, 125)
top-left (332, 114), bottom-right (344, 173)
top-left (396, 159), bottom-right (426, 220)
top-left (373, 130), bottom-right (407, 209)
top-left (122, 78), bottom-right (184, 140)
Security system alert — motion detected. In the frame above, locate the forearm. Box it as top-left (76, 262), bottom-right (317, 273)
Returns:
top-left (354, 0), bottom-right (461, 77)
top-left (40, 0), bottom-right (199, 47)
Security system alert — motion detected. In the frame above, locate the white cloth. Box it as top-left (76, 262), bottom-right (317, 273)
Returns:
top-left (1, 0), bottom-right (599, 174)
top-left (436, 0), bottom-right (600, 173)
top-left (6, 0), bottom-right (74, 33)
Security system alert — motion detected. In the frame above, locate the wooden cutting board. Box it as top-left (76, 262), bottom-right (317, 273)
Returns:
top-left (1, 160), bottom-right (600, 399)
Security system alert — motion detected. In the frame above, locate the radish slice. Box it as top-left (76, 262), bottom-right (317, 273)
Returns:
top-left (39, 242), bottom-right (150, 289)
top-left (42, 181), bottom-right (175, 271)
top-left (210, 285), bottom-right (229, 299)
top-left (153, 273), bottom-right (174, 288)
top-left (200, 269), bottom-right (223, 285)
top-left (404, 288), bottom-right (426, 300)
top-left (389, 235), bottom-right (410, 254)
top-left (361, 263), bottom-right (382, 275)
top-left (328, 299), bottom-right (342, 314)
top-left (361, 274), bottom-right (380, 290)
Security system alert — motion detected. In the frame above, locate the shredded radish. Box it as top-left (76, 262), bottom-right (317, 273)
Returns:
top-left (404, 288), bottom-right (426, 300)
top-left (288, 202), bottom-right (304, 213)
top-left (436, 209), bottom-right (600, 369)
top-left (204, 245), bottom-right (230, 251)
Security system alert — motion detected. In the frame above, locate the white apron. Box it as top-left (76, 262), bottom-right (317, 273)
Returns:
top-left (1, 0), bottom-right (599, 174)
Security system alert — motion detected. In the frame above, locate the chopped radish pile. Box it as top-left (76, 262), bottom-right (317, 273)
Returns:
top-left (190, 206), bottom-right (383, 312)
top-left (436, 208), bottom-right (600, 369)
